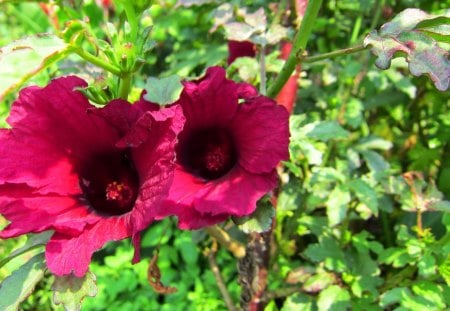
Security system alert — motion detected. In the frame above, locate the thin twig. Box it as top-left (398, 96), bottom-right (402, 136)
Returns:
top-left (301, 44), bottom-right (368, 63)
top-left (206, 242), bottom-right (238, 311)
top-left (205, 226), bottom-right (246, 258)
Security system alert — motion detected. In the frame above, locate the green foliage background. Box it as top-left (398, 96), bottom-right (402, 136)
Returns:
top-left (0, 0), bottom-right (449, 310)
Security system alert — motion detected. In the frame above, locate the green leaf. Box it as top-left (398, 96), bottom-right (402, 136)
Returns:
top-left (380, 287), bottom-right (410, 307)
top-left (0, 253), bottom-right (46, 311)
top-left (235, 201), bottom-right (275, 233)
top-left (360, 150), bottom-right (390, 174)
top-left (143, 75), bottom-right (184, 106)
top-left (355, 135), bottom-right (393, 151)
top-left (0, 34), bottom-right (69, 100)
top-left (281, 293), bottom-right (315, 311)
top-left (349, 180), bottom-right (379, 217)
top-left (364, 8), bottom-right (450, 91)
top-left (427, 200), bottom-right (450, 212)
top-left (52, 271), bottom-right (98, 311)
top-left (317, 285), bottom-right (351, 311)
top-left (302, 121), bottom-right (349, 141)
top-left (302, 271), bottom-right (336, 293)
top-left (0, 231), bottom-right (53, 268)
top-left (326, 184), bottom-right (351, 226)
top-left (438, 255), bottom-right (450, 286)
top-left (304, 235), bottom-right (347, 272)
top-left (412, 281), bottom-right (446, 309)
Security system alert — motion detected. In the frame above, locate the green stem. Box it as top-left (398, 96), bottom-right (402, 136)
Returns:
top-left (260, 45), bottom-right (267, 95)
top-left (118, 74), bottom-right (132, 100)
top-left (267, 0), bottom-right (323, 98)
top-left (381, 210), bottom-right (394, 247)
top-left (74, 48), bottom-right (122, 76)
top-left (122, 2), bottom-right (139, 42)
top-left (302, 44), bottom-right (367, 63)
top-left (369, 0), bottom-right (386, 30)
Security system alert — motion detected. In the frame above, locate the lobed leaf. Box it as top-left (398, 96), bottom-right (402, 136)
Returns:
top-left (364, 8), bottom-right (450, 91)
top-left (52, 271), bottom-right (98, 311)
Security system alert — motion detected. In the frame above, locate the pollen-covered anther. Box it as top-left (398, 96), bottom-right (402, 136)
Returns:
top-left (106, 181), bottom-right (133, 204)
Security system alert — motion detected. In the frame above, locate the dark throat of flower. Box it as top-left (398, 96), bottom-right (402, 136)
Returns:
top-left (79, 151), bottom-right (139, 216)
top-left (178, 127), bottom-right (237, 180)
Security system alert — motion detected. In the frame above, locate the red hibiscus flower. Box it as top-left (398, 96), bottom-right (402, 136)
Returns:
top-left (149, 67), bottom-right (290, 229)
top-left (0, 77), bottom-right (184, 276)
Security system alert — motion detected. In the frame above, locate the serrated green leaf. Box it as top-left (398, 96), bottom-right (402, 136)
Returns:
top-left (317, 285), bottom-right (351, 311)
top-left (0, 34), bottom-right (70, 100)
top-left (52, 271), bottom-right (98, 311)
top-left (304, 235), bottom-right (346, 272)
top-left (143, 75), bottom-right (183, 106)
top-left (364, 9), bottom-right (450, 91)
top-left (0, 253), bottom-right (46, 311)
top-left (236, 202), bottom-right (274, 233)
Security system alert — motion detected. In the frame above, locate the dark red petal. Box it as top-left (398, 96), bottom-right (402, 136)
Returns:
top-left (178, 67), bottom-right (239, 130)
top-left (123, 105), bottom-right (185, 232)
top-left (0, 77), bottom-right (120, 195)
top-left (193, 166), bottom-right (278, 217)
top-left (0, 184), bottom-right (100, 238)
top-left (231, 97), bottom-right (290, 173)
top-left (46, 218), bottom-right (129, 277)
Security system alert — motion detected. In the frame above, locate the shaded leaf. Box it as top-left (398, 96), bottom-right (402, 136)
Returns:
top-left (349, 179), bottom-right (379, 217)
top-left (143, 75), bottom-right (183, 106)
top-left (364, 8), bottom-right (450, 91)
top-left (0, 34), bottom-right (69, 100)
top-left (0, 253), bottom-right (46, 311)
top-left (0, 231), bottom-right (53, 268)
top-left (52, 271), bottom-right (97, 311)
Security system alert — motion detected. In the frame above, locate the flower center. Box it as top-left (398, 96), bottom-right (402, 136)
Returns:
top-left (179, 127), bottom-right (237, 180)
top-left (79, 151), bottom-right (139, 216)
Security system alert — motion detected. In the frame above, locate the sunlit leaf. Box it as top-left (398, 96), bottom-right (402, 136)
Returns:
top-left (143, 75), bottom-right (183, 106)
top-left (0, 34), bottom-right (70, 100)
top-left (364, 8), bottom-right (450, 91)
top-left (0, 253), bottom-right (46, 311)
top-left (235, 201), bottom-right (275, 233)
top-left (52, 271), bottom-right (98, 311)
top-left (317, 285), bottom-right (351, 311)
